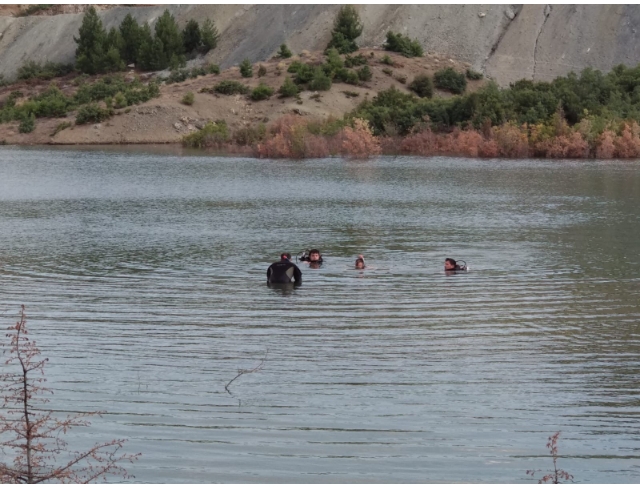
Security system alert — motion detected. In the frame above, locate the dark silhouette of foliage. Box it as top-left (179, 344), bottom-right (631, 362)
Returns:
top-left (409, 74), bottom-right (434, 98)
top-left (182, 19), bottom-right (202, 54)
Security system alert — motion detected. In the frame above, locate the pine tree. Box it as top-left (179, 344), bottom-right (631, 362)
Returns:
top-left (201, 18), bottom-right (219, 52)
top-left (182, 19), bottom-right (202, 53)
top-left (326, 5), bottom-right (363, 54)
top-left (119, 13), bottom-right (142, 64)
top-left (74, 6), bottom-right (107, 74)
top-left (154, 10), bottom-right (183, 61)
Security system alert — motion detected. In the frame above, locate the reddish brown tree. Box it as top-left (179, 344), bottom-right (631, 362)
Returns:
top-left (0, 306), bottom-right (139, 483)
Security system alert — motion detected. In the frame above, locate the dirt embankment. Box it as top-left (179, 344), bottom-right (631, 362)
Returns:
top-left (0, 49), bottom-right (483, 146)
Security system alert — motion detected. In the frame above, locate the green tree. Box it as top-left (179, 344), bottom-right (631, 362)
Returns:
top-left (278, 43), bottom-right (292, 59)
top-left (201, 19), bottom-right (219, 52)
top-left (326, 5), bottom-right (363, 54)
top-left (309, 67), bottom-right (332, 91)
top-left (239, 58), bottom-right (253, 78)
top-left (278, 76), bottom-right (299, 97)
top-left (138, 22), bottom-right (167, 72)
top-left (182, 19), bottom-right (202, 53)
top-left (74, 6), bottom-right (107, 74)
top-left (155, 9), bottom-right (183, 60)
top-left (119, 13), bottom-right (142, 64)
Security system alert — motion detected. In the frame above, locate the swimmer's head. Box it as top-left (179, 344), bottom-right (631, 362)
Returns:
top-left (281, 252), bottom-right (292, 261)
top-left (444, 258), bottom-right (456, 271)
top-left (355, 257), bottom-right (365, 269)
top-left (309, 249), bottom-right (321, 262)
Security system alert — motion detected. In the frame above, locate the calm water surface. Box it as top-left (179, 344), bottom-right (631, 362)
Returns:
top-left (0, 146), bottom-right (639, 482)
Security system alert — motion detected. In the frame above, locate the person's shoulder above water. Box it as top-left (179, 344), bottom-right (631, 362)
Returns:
top-left (267, 252), bottom-right (302, 285)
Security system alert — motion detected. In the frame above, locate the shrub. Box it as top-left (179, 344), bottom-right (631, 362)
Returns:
top-left (343, 90), bottom-right (359, 98)
top-left (182, 120), bottom-right (229, 148)
top-left (233, 124), bottom-right (266, 145)
top-left (309, 67), bottom-right (332, 91)
top-left (384, 31), bottom-right (423, 57)
top-left (345, 53), bottom-right (368, 67)
top-left (294, 63), bottom-right (315, 84)
top-left (19, 113), bottom-right (36, 133)
top-left (50, 121), bottom-right (72, 136)
top-left (240, 58), bottom-right (253, 78)
top-left (357, 65), bottom-right (372, 82)
top-left (395, 74), bottom-right (407, 84)
top-left (335, 68), bottom-right (359, 85)
top-left (278, 44), bottom-right (293, 59)
top-left (182, 91), bottom-right (195, 105)
top-left (213, 80), bottom-right (250, 95)
top-left (325, 48), bottom-right (344, 72)
top-left (165, 69), bottom-right (189, 84)
top-left (287, 60), bottom-right (304, 73)
top-left (257, 65), bottom-right (267, 77)
top-left (325, 5), bottom-right (363, 54)
top-left (205, 63), bottom-right (220, 75)
top-left (382, 67), bottom-right (393, 76)
top-left (409, 74), bottom-right (433, 98)
top-left (17, 61), bottom-right (74, 81)
top-left (113, 92), bottom-right (127, 108)
top-left (279, 77), bottom-right (299, 97)
top-left (75, 103), bottom-right (113, 124)
top-left (466, 68), bottom-right (483, 80)
top-left (434, 67), bottom-right (467, 94)
top-left (381, 54), bottom-right (394, 66)
top-left (251, 83), bottom-right (275, 101)
top-left (340, 118), bottom-right (381, 158)
top-left (18, 4), bottom-right (53, 16)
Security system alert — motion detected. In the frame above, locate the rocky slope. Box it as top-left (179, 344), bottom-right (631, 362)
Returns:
top-left (2, 4), bottom-right (640, 86)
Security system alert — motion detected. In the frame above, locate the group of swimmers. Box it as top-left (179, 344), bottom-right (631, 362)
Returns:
top-left (266, 249), bottom-right (467, 285)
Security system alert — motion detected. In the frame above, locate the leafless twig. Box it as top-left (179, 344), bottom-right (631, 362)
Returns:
top-left (225, 349), bottom-right (268, 395)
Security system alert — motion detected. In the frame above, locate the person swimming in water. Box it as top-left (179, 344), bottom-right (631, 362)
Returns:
top-left (267, 252), bottom-right (302, 285)
top-left (444, 258), bottom-right (466, 272)
top-left (300, 249), bottom-right (323, 264)
top-left (355, 255), bottom-right (366, 269)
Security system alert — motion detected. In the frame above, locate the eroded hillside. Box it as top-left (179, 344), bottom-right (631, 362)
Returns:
top-left (2, 4), bottom-right (640, 85)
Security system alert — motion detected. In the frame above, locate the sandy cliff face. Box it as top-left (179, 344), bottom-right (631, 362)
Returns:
top-left (2, 4), bottom-right (640, 85)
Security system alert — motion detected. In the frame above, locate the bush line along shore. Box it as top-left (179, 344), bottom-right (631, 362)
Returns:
top-left (2, 6), bottom-right (640, 159)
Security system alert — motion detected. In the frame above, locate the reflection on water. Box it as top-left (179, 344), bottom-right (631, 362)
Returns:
top-left (0, 147), bottom-right (639, 482)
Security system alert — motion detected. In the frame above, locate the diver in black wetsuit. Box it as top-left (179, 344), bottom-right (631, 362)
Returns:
top-left (267, 252), bottom-right (302, 285)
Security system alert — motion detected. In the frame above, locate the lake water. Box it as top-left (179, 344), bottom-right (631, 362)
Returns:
top-left (0, 146), bottom-right (639, 483)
